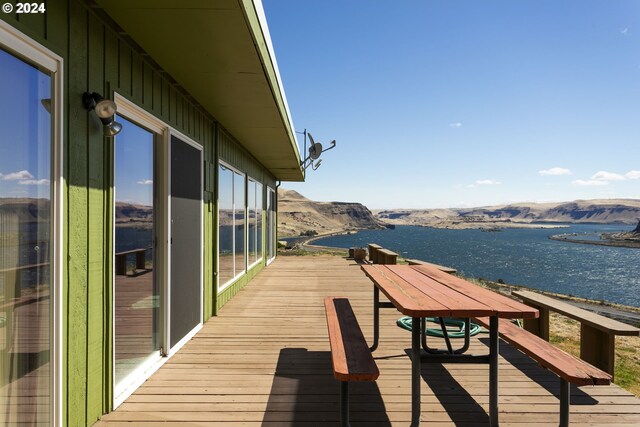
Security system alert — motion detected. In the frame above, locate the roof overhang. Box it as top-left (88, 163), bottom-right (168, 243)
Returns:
top-left (94, 0), bottom-right (304, 181)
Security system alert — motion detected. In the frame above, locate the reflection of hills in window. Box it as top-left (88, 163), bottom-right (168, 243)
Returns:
top-left (218, 209), bottom-right (234, 226)
top-left (115, 201), bottom-right (153, 229)
top-left (0, 198), bottom-right (51, 222)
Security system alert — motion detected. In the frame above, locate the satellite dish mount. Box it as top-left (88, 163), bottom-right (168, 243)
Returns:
top-left (297, 129), bottom-right (337, 174)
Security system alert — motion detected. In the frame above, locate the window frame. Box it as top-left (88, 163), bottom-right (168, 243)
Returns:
top-left (0, 19), bottom-right (64, 427)
top-left (217, 160), bottom-right (247, 293)
top-left (247, 176), bottom-right (263, 269)
top-left (266, 186), bottom-right (276, 265)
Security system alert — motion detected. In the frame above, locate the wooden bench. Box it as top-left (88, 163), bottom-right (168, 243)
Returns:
top-left (474, 316), bottom-right (611, 426)
top-left (405, 258), bottom-right (457, 274)
top-left (115, 248), bottom-right (149, 275)
top-left (324, 297), bottom-right (379, 427)
top-left (367, 243), bottom-right (383, 263)
top-left (513, 290), bottom-right (640, 377)
top-left (376, 248), bottom-right (398, 265)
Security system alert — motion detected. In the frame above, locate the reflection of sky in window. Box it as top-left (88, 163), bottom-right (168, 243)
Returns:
top-left (218, 166), bottom-right (233, 211)
top-left (115, 115), bottom-right (154, 206)
top-left (0, 48), bottom-right (51, 200)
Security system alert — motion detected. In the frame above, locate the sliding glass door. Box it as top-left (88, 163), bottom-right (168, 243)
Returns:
top-left (113, 115), bottom-right (161, 399)
top-left (0, 47), bottom-right (53, 425)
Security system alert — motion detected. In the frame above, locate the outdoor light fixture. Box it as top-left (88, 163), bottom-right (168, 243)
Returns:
top-left (83, 92), bottom-right (122, 136)
top-left (297, 129), bottom-right (337, 174)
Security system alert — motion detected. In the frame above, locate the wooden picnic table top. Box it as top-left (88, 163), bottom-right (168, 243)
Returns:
top-left (361, 263), bottom-right (539, 320)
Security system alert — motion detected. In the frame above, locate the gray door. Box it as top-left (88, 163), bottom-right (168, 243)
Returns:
top-left (170, 136), bottom-right (202, 348)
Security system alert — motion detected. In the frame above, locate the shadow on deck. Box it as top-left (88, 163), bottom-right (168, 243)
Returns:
top-left (96, 255), bottom-right (640, 426)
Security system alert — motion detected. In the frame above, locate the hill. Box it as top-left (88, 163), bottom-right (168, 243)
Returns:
top-left (277, 189), bottom-right (387, 237)
top-left (375, 199), bottom-right (640, 229)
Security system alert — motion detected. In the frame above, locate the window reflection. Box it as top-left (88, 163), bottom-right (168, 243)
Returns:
top-left (113, 115), bottom-right (160, 396)
top-left (0, 47), bottom-right (52, 425)
top-left (218, 164), bottom-right (247, 289)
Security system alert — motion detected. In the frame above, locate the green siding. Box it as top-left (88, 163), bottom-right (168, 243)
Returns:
top-left (1, 1), bottom-right (280, 424)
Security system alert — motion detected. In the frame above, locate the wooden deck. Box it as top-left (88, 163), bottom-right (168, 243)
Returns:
top-left (96, 256), bottom-right (640, 426)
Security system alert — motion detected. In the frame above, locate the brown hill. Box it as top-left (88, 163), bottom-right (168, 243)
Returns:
top-left (375, 199), bottom-right (640, 229)
top-left (277, 189), bottom-right (386, 237)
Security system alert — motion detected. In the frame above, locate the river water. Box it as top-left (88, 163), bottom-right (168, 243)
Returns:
top-left (315, 224), bottom-right (640, 307)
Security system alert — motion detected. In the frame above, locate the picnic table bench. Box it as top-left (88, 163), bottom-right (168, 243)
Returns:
top-left (513, 290), bottom-right (640, 377)
top-left (367, 243), bottom-right (383, 263)
top-left (324, 297), bottom-right (379, 427)
top-left (115, 247), bottom-right (150, 275)
top-left (405, 258), bottom-right (457, 274)
top-left (474, 316), bottom-right (611, 426)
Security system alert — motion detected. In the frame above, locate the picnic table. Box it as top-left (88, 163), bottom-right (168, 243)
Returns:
top-left (361, 263), bottom-right (539, 426)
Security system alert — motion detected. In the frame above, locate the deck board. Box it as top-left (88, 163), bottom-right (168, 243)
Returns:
top-left (96, 256), bottom-right (640, 426)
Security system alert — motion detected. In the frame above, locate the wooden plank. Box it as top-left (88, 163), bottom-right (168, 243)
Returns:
top-left (87, 12), bottom-right (106, 422)
top-left (324, 297), bottom-right (379, 381)
top-left (66, 2), bottom-right (90, 425)
top-left (361, 265), bottom-right (452, 317)
top-left (386, 265), bottom-right (494, 317)
top-left (94, 256), bottom-right (640, 427)
top-left (474, 317), bottom-right (611, 386)
top-left (411, 264), bottom-right (538, 319)
top-left (514, 290), bottom-right (640, 335)
top-left (405, 259), bottom-right (457, 274)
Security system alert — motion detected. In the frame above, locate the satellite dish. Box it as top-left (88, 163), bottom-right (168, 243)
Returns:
top-left (309, 142), bottom-right (323, 160)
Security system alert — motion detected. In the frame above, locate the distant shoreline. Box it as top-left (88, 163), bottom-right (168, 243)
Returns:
top-left (549, 233), bottom-right (640, 249)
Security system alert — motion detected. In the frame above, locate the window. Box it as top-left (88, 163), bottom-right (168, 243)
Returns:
top-left (0, 46), bottom-right (53, 425)
top-left (266, 187), bottom-right (276, 261)
top-left (218, 163), bottom-right (246, 290)
top-left (247, 179), bottom-right (263, 265)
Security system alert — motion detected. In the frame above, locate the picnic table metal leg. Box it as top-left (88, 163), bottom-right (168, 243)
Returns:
top-left (370, 286), bottom-right (379, 351)
top-left (412, 316), bottom-right (421, 426)
top-left (559, 378), bottom-right (570, 427)
top-left (438, 317), bottom-right (455, 354)
top-left (489, 316), bottom-right (499, 426)
top-left (340, 381), bottom-right (351, 427)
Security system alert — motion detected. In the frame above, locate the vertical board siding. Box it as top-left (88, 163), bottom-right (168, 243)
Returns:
top-left (86, 12), bottom-right (106, 424)
top-left (2, 0), bottom-right (280, 424)
top-left (66, 2), bottom-right (89, 425)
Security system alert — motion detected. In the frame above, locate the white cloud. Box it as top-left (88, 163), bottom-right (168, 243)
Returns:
top-left (18, 179), bottom-right (50, 186)
top-left (475, 179), bottom-right (501, 185)
top-left (137, 179), bottom-right (153, 185)
top-left (625, 170), bottom-right (640, 180)
top-left (572, 179), bottom-right (608, 186)
top-left (621, 27), bottom-right (629, 35)
top-left (2, 170), bottom-right (34, 180)
top-left (539, 167), bottom-right (571, 176)
top-left (591, 171), bottom-right (625, 181)
top-left (449, 122), bottom-right (462, 128)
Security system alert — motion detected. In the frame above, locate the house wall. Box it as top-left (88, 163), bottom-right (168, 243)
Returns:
top-left (1, 1), bottom-right (277, 425)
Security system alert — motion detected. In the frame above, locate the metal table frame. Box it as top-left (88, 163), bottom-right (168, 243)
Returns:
top-left (370, 284), bottom-right (501, 426)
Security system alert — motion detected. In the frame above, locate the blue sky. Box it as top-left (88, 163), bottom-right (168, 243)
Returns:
top-left (0, 48), bottom-right (51, 200)
top-left (264, 0), bottom-right (640, 209)
top-left (114, 115), bottom-right (154, 206)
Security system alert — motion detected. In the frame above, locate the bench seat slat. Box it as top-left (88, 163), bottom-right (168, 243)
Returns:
top-left (475, 317), bottom-right (611, 386)
top-left (325, 297), bottom-right (379, 382)
top-left (513, 290), bottom-right (640, 336)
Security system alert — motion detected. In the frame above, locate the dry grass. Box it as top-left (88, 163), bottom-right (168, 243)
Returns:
top-left (549, 313), bottom-right (640, 397)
